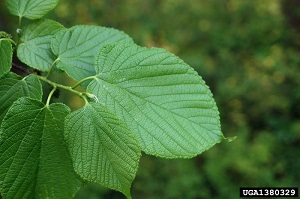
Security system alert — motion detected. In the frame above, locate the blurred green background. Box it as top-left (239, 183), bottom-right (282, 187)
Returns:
top-left (1, 0), bottom-right (300, 198)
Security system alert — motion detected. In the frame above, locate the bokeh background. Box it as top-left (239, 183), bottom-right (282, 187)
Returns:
top-left (1, 0), bottom-right (300, 198)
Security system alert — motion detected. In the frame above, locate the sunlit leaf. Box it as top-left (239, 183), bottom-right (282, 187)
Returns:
top-left (88, 43), bottom-right (224, 158)
top-left (51, 25), bottom-right (134, 82)
top-left (5, 0), bottom-right (59, 19)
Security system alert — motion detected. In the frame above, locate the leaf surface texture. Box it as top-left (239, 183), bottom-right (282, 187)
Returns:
top-left (51, 26), bottom-right (134, 81)
top-left (5, 0), bottom-right (58, 19)
top-left (88, 43), bottom-right (223, 158)
top-left (0, 74), bottom-right (42, 123)
top-left (17, 19), bottom-right (64, 71)
top-left (0, 39), bottom-right (12, 78)
top-left (0, 98), bottom-right (82, 198)
top-left (64, 103), bottom-right (141, 198)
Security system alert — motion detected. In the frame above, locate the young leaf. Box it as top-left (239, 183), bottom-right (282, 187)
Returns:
top-left (0, 74), bottom-right (42, 123)
top-left (17, 19), bottom-right (64, 71)
top-left (4, 0), bottom-right (59, 20)
top-left (0, 98), bottom-right (82, 199)
top-left (88, 43), bottom-right (224, 158)
top-left (64, 103), bottom-right (141, 199)
top-left (0, 39), bottom-right (12, 78)
top-left (51, 26), bottom-right (134, 82)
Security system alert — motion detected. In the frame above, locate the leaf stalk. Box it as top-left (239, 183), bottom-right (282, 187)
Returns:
top-left (46, 87), bottom-right (57, 106)
top-left (16, 16), bottom-right (22, 45)
top-left (71, 76), bottom-right (96, 89)
top-left (45, 59), bottom-right (59, 79)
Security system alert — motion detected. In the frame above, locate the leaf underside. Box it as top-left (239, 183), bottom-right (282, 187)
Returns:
top-left (0, 98), bottom-right (82, 199)
top-left (88, 43), bottom-right (223, 158)
top-left (51, 25), bottom-right (134, 82)
top-left (4, 0), bottom-right (59, 19)
top-left (0, 39), bottom-right (12, 78)
top-left (64, 103), bottom-right (141, 199)
top-left (17, 19), bottom-right (64, 71)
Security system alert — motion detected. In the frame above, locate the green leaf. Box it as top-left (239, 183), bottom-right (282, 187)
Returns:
top-left (0, 72), bottom-right (19, 80)
top-left (17, 19), bottom-right (64, 71)
top-left (64, 102), bottom-right (141, 198)
top-left (0, 98), bottom-right (82, 198)
top-left (0, 74), bottom-right (42, 123)
top-left (0, 39), bottom-right (12, 78)
top-left (51, 26), bottom-right (134, 82)
top-left (88, 43), bottom-right (224, 158)
top-left (0, 31), bottom-right (12, 39)
top-left (4, 0), bottom-right (58, 20)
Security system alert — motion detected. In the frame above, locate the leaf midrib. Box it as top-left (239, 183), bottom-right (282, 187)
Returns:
top-left (91, 79), bottom-right (199, 155)
top-left (94, 75), bottom-right (218, 134)
top-left (4, 105), bottom-right (44, 197)
top-left (87, 105), bottom-right (129, 189)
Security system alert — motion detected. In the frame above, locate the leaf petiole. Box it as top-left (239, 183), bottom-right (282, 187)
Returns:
top-left (46, 87), bottom-right (57, 106)
top-left (16, 16), bottom-right (22, 45)
top-left (45, 59), bottom-right (59, 79)
top-left (71, 76), bottom-right (96, 89)
top-left (18, 16), bottom-right (22, 29)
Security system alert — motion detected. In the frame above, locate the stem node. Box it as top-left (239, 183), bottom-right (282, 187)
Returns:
top-left (37, 75), bottom-right (90, 105)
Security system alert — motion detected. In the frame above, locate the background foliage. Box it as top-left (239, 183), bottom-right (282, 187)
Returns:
top-left (1, 0), bottom-right (299, 198)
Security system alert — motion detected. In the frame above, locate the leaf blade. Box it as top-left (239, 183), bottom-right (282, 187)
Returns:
top-left (17, 19), bottom-right (64, 71)
top-left (88, 43), bottom-right (224, 158)
top-left (5, 0), bottom-right (59, 19)
top-left (0, 74), bottom-right (42, 123)
top-left (64, 102), bottom-right (141, 198)
top-left (0, 98), bottom-right (82, 198)
top-left (51, 25), bottom-right (134, 82)
top-left (0, 39), bottom-right (12, 78)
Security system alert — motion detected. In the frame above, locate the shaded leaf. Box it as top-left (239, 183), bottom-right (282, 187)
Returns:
top-left (0, 72), bottom-right (19, 80)
top-left (0, 98), bottom-right (82, 198)
top-left (17, 19), bottom-right (64, 71)
top-left (64, 102), bottom-right (141, 198)
top-left (88, 43), bottom-right (224, 158)
top-left (0, 39), bottom-right (12, 78)
top-left (51, 25), bottom-right (134, 82)
top-left (0, 74), bottom-right (42, 123)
